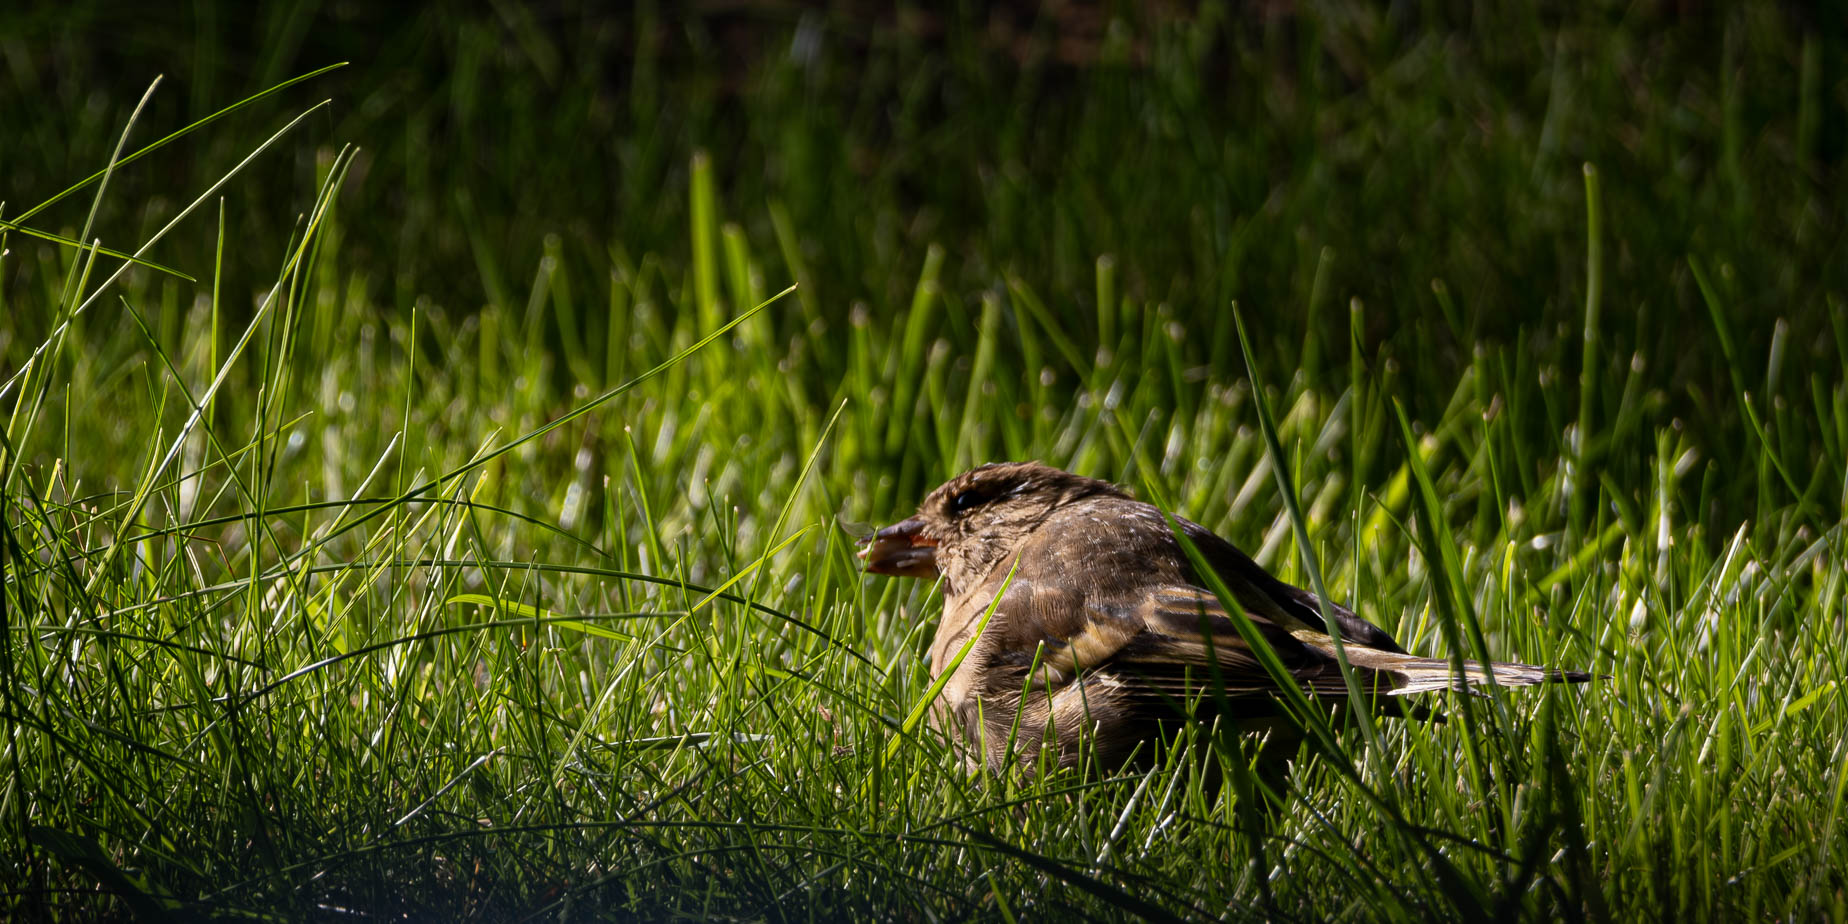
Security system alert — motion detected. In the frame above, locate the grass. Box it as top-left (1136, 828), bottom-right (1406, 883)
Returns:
top-left (2, 5), bottom-right (1846, 920)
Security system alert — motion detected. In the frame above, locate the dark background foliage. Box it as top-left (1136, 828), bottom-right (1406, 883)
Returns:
top-left (3, 0), bottom-right (1844, 523)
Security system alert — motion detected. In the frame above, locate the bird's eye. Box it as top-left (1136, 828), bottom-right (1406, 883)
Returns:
top-left (949, 489), bottom-right (987, 514)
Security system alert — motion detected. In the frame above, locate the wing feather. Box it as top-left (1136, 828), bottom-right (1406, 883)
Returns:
top-left (965, 576), bottom-right (1368, 699)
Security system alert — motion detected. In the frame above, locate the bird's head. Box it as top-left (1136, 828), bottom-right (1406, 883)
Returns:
top-left (860, 462), bottom-right (1124, 592)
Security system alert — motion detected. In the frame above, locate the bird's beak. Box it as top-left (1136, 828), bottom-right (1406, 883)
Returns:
top-left (859, 517), bottom-right (940, 578)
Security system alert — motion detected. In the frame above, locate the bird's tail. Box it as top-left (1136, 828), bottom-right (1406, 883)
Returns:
top-left (1346, 649), bottom-right (1592, 695)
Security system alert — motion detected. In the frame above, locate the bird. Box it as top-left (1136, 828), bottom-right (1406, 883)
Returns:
top-left (860, 461), bottom-right (1591, 773)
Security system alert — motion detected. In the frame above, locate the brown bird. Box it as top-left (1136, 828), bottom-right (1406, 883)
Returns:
top-left (861, 461), bottom-right (1590, 772)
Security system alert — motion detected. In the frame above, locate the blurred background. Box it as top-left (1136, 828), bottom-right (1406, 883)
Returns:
top-left (6, 4), bottom-right (1842, 497)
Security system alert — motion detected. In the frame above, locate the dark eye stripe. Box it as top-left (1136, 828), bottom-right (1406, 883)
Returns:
top-left (949, 479), bottom-right (1033, 514)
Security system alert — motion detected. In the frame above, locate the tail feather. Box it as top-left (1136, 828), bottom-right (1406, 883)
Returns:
top-left (1350, 651), bottom-right (1591, 695)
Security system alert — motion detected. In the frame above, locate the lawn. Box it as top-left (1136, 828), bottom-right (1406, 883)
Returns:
top-left (1, 4), bottom-right (1844, 919)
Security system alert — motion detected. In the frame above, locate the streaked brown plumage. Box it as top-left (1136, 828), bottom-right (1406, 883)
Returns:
top-left (861, 462), bottom-right (1590, 772)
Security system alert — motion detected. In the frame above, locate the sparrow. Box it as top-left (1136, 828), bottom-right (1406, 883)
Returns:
top-left (861, 461), bottom-right (1590, 772)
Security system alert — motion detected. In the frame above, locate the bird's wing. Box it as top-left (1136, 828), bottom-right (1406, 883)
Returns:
top-left (1108, 583), bottom-right (1395, 698)
top-left (954, 562), bottom-right (1586, 712)
top-left (961, 575), bottom-right (1390, 700)
top-left (1110, 584), bottom-right (1577, 698)
top-left (1178, 518), bottom-right (1409, 654)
